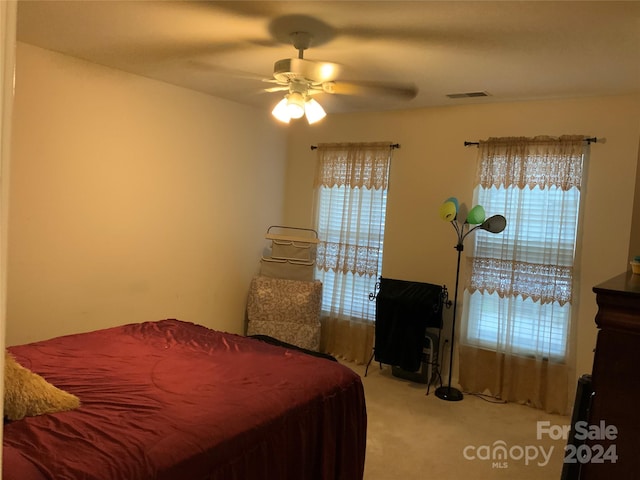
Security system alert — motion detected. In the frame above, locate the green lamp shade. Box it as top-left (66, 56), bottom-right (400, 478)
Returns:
top-left (439, 201), bottom-right (457, 222)
top-left (466, 205), bottom-right (486, 224)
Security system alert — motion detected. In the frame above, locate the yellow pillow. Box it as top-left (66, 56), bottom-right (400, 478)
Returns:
top-left (4, 352), bottom-right (80, 421)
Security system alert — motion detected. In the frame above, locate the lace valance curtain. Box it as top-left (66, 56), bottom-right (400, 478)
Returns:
top-left (313, 142), bottom-right (392, 190)
top-left (476, 135), bottom-right (584, 191)
top-left (468, 135), bottom-right (585, 306)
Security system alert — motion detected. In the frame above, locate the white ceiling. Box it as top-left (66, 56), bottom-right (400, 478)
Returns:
top-left (15, 1), bottom-right (640, 115)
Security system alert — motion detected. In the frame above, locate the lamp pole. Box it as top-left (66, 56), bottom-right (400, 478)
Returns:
top-left (435, 242), bottom-right (465, 401)
top-left (436, 198), bottom-right (506, 402)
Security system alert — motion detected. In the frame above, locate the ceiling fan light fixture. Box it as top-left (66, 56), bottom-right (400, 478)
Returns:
top-left (304, 98), bottom-right (326, 124)
top-left (318, 63), bottom-right (339, 82)
top-left (271, 98), bottom-right (291, 123)
top-left (286, 92), bottom-right (305, 119)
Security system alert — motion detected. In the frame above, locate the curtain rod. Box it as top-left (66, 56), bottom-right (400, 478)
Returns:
top-left (463, 137), bottom-right (598, 147)
top-left (310, 143), bottom-right (400, 150)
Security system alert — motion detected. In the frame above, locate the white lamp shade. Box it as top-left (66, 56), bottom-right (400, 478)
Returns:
top-left (304, 98), bottom-right (326, 124)
top-left (272, 94), bottom-right (327, 125)
top-left (271, 98), bottom-right (291, 123)
top-left (286, 92), bottom-right (305, 119)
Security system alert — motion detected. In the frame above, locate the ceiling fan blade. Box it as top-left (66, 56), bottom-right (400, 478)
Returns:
top-left (263, 78), bottom-right (292, 86)
top-left (326, 81), bottom-right (418, 100)
top-left (108, 38), bottom-right (280, 66)
top-left (263, 86), bottom-right (290, 93)
top-left (187, 60), bottom-right (270, 80)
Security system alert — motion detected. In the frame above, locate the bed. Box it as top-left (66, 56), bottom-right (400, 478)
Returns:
top-left (2, 319), bottom-right (367, 480)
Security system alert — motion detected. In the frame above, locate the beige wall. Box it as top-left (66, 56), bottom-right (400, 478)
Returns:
top-left (1, 0), bottom-right (17, 456)
top-left (283, 94), bottom-right (640, 381)
top-left (7, 43), bottom-right (288, 345)
top-left (628, 137), bottom-right (640, 259)
top-left (8, 40), bottom-right (640, 384)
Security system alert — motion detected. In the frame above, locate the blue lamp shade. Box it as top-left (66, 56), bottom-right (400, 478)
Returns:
top-left (466, 205), bottom-right (486, 225)
top-left (439, 201), bottom-right (457, 222)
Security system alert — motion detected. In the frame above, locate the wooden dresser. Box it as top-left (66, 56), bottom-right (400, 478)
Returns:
top-left (581, 271), bottom-right (640, 478)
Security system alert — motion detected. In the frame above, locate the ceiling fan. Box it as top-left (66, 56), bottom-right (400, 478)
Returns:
top-left (264, 29), bottom-right (418, 124)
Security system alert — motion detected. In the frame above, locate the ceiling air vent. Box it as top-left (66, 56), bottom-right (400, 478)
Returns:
top-left (446, 91), bottom-right (491, 99)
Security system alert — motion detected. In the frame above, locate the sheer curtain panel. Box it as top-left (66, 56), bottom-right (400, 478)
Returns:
top-left (313, 142), bottom-right (392, 363)
top-left (459, 135), bottom-right (587, 414)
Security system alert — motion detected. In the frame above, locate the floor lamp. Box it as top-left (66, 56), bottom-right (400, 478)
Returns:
top-left (434, 197), bottom-right (506, 402)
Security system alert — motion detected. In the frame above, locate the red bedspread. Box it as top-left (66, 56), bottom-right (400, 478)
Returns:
top-left (3, 319), bottom-right (367, 480)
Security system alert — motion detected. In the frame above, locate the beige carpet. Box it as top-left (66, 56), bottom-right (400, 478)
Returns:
top-left (343, 360), bottom-right (571, 480)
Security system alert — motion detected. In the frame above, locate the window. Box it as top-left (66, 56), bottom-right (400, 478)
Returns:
top-left (312, 142), bottom-right (392, 322)
top-left (462, 136), bottom-right (585, 361)
top-left (464, 185), bottom-right (580, 359)
top-left (315, 184), bottom-right (387, 320)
